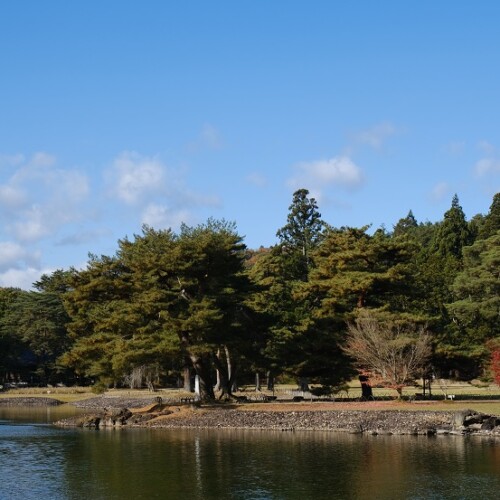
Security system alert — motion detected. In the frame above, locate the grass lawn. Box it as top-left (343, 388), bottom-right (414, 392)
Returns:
top-left (2, 380), bottom-right (500, 415)
top-left (0, 387), bottom-right (95, 403)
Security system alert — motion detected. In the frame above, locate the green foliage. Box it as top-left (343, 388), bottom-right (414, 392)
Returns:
top-left (0, 284), bottom-right (71, 384)
top-left (0, 287), bottom-right (25, 380)
top-left (310, 226), bottom-right (414, 313)
top-left (62, 219), bottom-right (258, 400)
top-left (446, 231), bottom-right (500, 351)
top-left (276, 188), bottom-right (325, 280)
top-left (478, 193), bottom-right (500, 239)
top-left (432, 194), bottom-right (472, 259)
top-left (393, 210), bottom-right (418, 237)
top-left (2, 190), bottom-right (498, 388)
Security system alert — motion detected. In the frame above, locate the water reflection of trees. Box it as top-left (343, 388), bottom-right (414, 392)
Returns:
top-left (58, 429), bottom-right (500, 499)
top-left (351, 435), bottom-right (500, 499)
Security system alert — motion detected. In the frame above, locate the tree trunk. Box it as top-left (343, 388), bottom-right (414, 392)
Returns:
top-left (255, 372), bottom-right (261, 391)
top-left (359, 375), bottom-right (373, 400)
top-left (224, 345), bottom-right (233, 384)
top-left (183, 363), bottom-right (193, 392)
top-left (266, 371), bottom-right (274, 391)
top-left (211, 346), bottom-right (238, 399)
top-left (298, 377), bottom-right (309, 392)
top-left (214, 348), bottom-right (222, 392)
top-left (189, 353), bottom-right (215, 401)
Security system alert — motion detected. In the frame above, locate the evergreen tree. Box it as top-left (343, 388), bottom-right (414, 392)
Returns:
top-left (433, 194), bottom-right (472, 259)
top-left (310, 226), bottom-right (414, 313)
top-left (62, 220), bottom-right (257, 400)
top-left (478, 192), bottom-right (500, 240)
top-left (0, 287), bottom-right (25, 382)
top-left (276, 188), bottom-right (325, 281)
top-left (446, 231), bottom-right (500, 365)
top-left (393, 210), bottom-right (418, 237)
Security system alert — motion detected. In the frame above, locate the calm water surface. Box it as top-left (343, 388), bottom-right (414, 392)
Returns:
top-left (1, 406), bottom-right (500, 499)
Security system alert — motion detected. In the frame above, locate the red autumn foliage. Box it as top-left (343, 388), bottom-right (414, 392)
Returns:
top-left (491, 349), bottom-right (500, 387)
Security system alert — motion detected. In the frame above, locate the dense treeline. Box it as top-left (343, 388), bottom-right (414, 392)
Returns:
top-left (1, 190), bottom-right (498, 399)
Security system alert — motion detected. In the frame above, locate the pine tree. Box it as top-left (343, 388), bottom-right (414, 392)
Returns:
top-left (447, 231), bottom-right (500, 356)
top-left (393, 210), bottom-right (418, 237)
top-left (62, 220), bottom-right (257, 401)
top-left (478, 192), bottom-right (500, 240)
top-left (276, 188), bottom-right (325, 280)
top-left (433, 194), bottom-right (472, 259)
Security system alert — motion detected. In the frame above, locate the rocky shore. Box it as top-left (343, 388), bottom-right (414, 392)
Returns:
top-left (71, 395), bottom-right (165, 410)
top-left (6, 395), bottom-right (500, 437)
top-left (0, 397), bottom-right (63, 406)
top-left (56, 400), bottom-right (500, 437)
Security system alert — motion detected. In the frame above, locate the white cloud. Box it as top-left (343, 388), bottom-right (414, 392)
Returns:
top-left (187, 123), bottom-right (224, 152)
top-left (430, 182), bottom-right (450, 202)
top-left (12, 205), bottom-right (52, 242)
top-left (353, 122), bottom-right (397, 149)
top-left (0, 151), bottom-right (91, 244)
top-left (0, 267), bottom-right (47, 290)
top-left (0, 241), bottom-right (41, 272)
top-left (108, 151), bottom-right (165, 204)
top-left (106, 150), bottom-right (222, 230)
top-left (11, 152), bottom-right (57, 184)
top-left (443, 141), bottom-right (466, 156)
top-left (60, 171), bottom-right (90, 202)
top-left (478, 140), bottom-right (495, 155)
top-left (288, 156), bottom-right (364, 194)
top-left (141, 203), bottom-right (193, 229)
top-left (200, 124), bottom-right (223, 150)
top-left (0, 153), bottom-right (25, 167)
top-left (30, 151), bottom-right (56, 167)
top-left (474, 158), bottom-right (500, 177)
top-left (0, 185), bottom-right (26, 208)
top-left (245, 172), bottom-right (268, 188)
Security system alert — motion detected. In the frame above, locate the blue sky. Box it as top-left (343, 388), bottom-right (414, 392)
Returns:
top-left (1, 1), bottom-right (499, 289)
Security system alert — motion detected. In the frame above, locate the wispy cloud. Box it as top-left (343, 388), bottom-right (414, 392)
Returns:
top-left (0, 184), bottom-right (26, 208)
top-left (0, 267), bottom-right (49, 290)
top-left (0, 241), bottom-right (41, 272)
top-left (474, 158), bottom-right (500, 176)
top-left (287, 156), bottom-right (364, 196)
top-left (141, 203), bottom-right (194, 230)
top-left (245, 172), bottom-right (268, 188)
top-left (108, 151), bottom-right (166, 205)
top-left (0, 152), bottom-right (90, 242)
top-left (429, 182), bottom-right (450, 202)
top-left (477, 140), bottom-right (495, 155)
top-left (443, 141), bottom-right (466, 156)
top-left (0, 153), bottom-right (25, 167)
top-left (472, 141), bottom-right (500, 179)
top-left (200, 123), bottom-right (223, 150)
top-left (187, 123), bottom-right (224, 152)
top-left (352, 122), bottom-right (398, 149)
top-left (56, 228), bottom-right (112, 247)
top-left (107, 150), bottom-right (220, 225)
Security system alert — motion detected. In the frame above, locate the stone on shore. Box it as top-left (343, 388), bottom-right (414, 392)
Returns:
top-left (54, 405), bottom-right (500, 437)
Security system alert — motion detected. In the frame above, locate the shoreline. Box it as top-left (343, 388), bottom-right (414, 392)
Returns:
top-left (3, 395), bottom-right (500, 437)
top-left (58, 396), bottom-right (500, 437)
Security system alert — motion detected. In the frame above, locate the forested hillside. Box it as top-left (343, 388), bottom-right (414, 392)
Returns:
top-left (1, 191), bottom-right (498, 399)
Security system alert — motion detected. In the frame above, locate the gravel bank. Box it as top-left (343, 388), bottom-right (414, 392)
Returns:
top-left (56, 404), bottom-right (500, 436)
top-left (147, 408), bottom-right (456, 434)
top-left (71, 396), bottom-right (173, 409)
top-left (0, 397), bottom-right (63, 406)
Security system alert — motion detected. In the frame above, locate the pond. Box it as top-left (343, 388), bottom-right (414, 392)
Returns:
top-left (1, 406), bottom-right (500, 499)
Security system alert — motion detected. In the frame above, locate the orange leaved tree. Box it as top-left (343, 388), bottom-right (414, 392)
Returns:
top-left (343, 312), bottom-right (432, 398)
